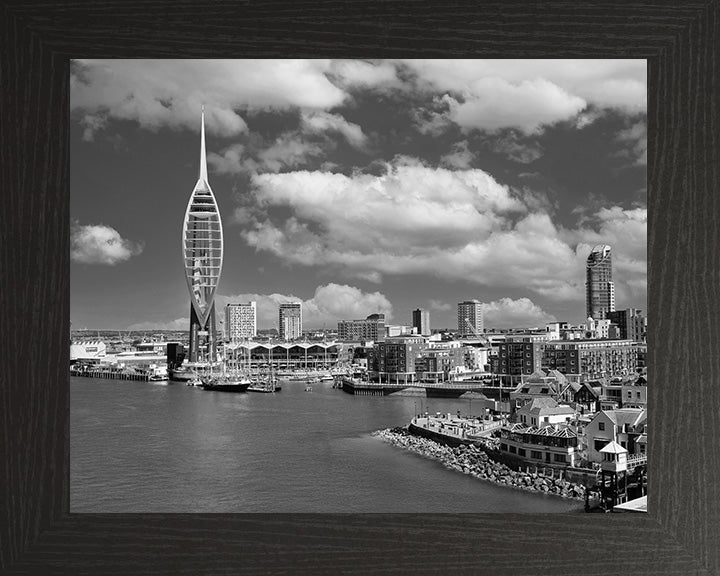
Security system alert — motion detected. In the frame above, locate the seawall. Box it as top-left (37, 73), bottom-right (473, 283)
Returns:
top-left (374, 427), bottom-right (587, 501)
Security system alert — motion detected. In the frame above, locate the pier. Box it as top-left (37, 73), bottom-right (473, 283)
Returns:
top-left (70, 367), bottom-right (159, 382)
top-left (339, 376), bottom-right (494, 397)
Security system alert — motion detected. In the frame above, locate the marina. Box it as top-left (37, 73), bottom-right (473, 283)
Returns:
top-left (70, 375), bottom-right (582, 514)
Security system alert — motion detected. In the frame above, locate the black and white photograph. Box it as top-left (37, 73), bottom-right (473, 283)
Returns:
top-left (69, 59), bottom-right (647, 513)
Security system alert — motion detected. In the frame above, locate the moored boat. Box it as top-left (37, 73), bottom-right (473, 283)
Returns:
top-left (201, 375), bottom-right (251, 392)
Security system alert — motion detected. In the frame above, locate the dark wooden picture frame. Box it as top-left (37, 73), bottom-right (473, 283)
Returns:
top-left (1, 2), bottom-right (717, 574)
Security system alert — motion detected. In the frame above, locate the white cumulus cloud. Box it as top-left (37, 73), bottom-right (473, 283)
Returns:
top-left (71, 222), bottom-right (143, 265)
top-left (71, 59), bottom-right (347, 137)
top-left (403, 59), bottom-right (646, 134)
top-left (483, 297), bottom-right (556, 329)
top-left (235, 159), bottom-right (645, 311)
top-left (329, 59), bottom-right (400, 89)
top-left (301, 111), bottom-right (367, 148)
top-left (445, 77), bottom-right (586, 135)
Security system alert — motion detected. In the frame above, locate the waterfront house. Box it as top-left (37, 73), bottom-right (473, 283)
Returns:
top-left (584, 408), bottom-right (647, 463)
top-left (601, 375), bottom-right (647, 409)
top-left (515, 397), bottom-right (576, 427)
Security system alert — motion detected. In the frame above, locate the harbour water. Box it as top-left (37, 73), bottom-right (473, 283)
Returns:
top-left (71, 376), bottom-right (583, 513)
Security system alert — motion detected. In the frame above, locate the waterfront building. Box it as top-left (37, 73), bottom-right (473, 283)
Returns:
top-left (499, 421), bottom-right (579, 467)
top-left (373, 335), bottom-right (428, 384)
top-left (586, 244), bottom-right (615, 320)
top-left (415, 345), bottom-right (466, 382)
top-left (337, 313), bottom-right (385, 342)
top-left (226, 301), bottom-right (257, 342)
top-left (490, 334), bottom-right (547, 382)
top-left (226, 341), bottom-right (339, 371)
top-left (584, 408), bottom-right (647, 463)
top-left (607, 308), bottom-right (646, 342)
top-left (459, 344), bottom-right (490, 373)
top-left (543, 339), bottom-right (637, 380)
top-left (70, 340), bottom-right (107, 362)
top-left (457, 300), bottom-right (484, 336)
top-left (412, 308), bottom-right (431, 336)
top-left (278, 302), bottom-right (302, 341)
top-left (182, 107), bottom-right (223, 362)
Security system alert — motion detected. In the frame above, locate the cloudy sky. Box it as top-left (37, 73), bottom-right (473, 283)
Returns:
top-left (70, 59), bottom-right (647, 332)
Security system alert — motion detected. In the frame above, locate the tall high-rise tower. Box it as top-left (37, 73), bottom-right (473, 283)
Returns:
top-left (278, 303), bottom-right (302, 341)
top-left (412, 308), bottom-right (430, 336)
top-left (586, 244), bottom-right (615, 320)
top-left (183, 106), bottom-right (223, 362)
top-left (457, 300), bottom-right (484, 336)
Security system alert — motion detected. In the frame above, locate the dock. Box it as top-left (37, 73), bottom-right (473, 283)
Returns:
top-left (70, 367), bottom-right (161, 382)
top-left (339, 376), bottom-right (495, 397)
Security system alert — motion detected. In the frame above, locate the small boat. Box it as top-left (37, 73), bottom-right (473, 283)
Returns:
top-left (304, 385), bottom-right (313, 392)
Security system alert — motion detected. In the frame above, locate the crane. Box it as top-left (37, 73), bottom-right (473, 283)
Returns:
top-left (463, 318), bottom-right (489, 345)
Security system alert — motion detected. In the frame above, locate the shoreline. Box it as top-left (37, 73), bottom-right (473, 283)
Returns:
top-left (374, 427), bottom-right (587, 501)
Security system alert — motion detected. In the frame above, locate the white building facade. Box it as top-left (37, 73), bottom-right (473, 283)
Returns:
top-left (226, 302), bottom-right (257, 341)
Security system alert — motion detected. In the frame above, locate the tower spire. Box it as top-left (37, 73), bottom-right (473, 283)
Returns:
top-left (199, 105), bottom-right (208, 182)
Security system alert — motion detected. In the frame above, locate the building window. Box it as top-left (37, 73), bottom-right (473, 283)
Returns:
top-left (543, 417), bottom-right (549, 423)
top-left (500, 443), bottom-right (508, 452)
top-left (530, 450), bottom-right (542, 459)
top-left (594, 440), bottom-right (608, 451)
top-left (599, 422), bottom-right (605, 431)
top-left (509, 445), bottom-right (517, 454)
top-left (554, 454), bottom-right (567, 463)
top-left (518, 448), bottom-right (526, 457)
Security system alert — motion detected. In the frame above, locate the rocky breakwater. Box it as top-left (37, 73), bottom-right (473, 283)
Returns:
top-left (374, 427), bottom-right (586, 501)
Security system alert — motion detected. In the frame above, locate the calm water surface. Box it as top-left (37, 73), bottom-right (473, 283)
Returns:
top-left (71, 377), bottom-right (582, 513)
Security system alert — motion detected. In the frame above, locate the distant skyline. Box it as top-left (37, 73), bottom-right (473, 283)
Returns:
top-left (70, 59), bottom-right (647, 331)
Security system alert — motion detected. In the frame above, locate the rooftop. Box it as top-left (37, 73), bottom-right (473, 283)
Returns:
top-left (508, 423), bottom-right (577, 439)
top-left (518, 397), bottom-right (575, 417)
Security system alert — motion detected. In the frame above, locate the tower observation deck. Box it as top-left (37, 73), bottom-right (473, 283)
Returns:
top-left (182, 106), bottom-right (223, 362)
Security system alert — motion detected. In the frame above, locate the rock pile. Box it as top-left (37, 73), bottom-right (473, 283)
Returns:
top-left (374, 427), bottom-right (586, 500)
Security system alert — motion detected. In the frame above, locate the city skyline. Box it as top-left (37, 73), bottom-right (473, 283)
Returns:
top-left (70, 59), bottom-right (647, 331)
